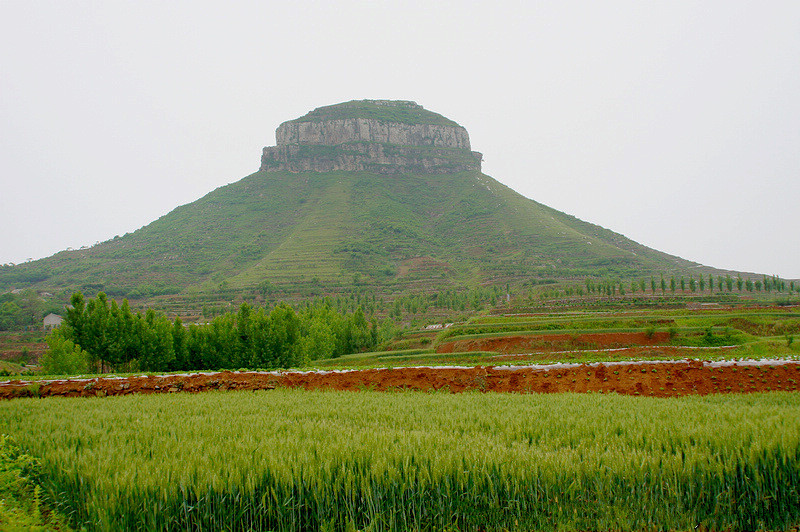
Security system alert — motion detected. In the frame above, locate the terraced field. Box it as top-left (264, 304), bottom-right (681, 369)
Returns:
top-left (2, 301), bottom-right (798, 530)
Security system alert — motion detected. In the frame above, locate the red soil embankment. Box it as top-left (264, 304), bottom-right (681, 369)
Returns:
top-left (1, 360), bottom-right (798, 399)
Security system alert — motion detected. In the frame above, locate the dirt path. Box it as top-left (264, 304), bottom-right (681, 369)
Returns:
top-left (2, 359), bottom-right (798, 399)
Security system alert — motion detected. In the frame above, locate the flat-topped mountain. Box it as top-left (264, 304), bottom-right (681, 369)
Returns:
top-left (1, 100), bottom-right (722, 303)
top-left (261, 100), bottom-right (483, 174)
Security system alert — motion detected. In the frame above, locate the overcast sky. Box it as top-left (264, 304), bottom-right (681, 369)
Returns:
top-left (2, 1), bottom-right (798, 278)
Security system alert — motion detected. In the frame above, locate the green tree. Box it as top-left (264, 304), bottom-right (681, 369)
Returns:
top-left (349, 307), bottom-right (373, 352)
top-left (64, 292), bottom-right (86, 346)
top-left (172, 317), bottom-right (188, 370)
top-left (775, 276), bottom-right (784, 292)
top-left (236, 302), bottom-right (253, 368)
top-left (104, 300), bottom-right (125, 368)
top-left (40, 329), bottom-right (89, 375)
top-left (138, 309), bottom-right (175, 371)
top-left (82, 292), bottom-right (112, 370)
top-left (297, 320), bottom-right (336, 363)
top-left (119, 299), bottom-right (140, 368)
top-left (0, 300), bottom-right (24, 331)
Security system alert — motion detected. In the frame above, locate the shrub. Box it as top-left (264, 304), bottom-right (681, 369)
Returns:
top-left (39, 329), bottom-right (89, 375)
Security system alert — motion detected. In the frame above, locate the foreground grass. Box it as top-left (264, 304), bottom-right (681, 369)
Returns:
top-left (2, 390), bottom-right (799, 531)
top-left (0, 435), bottom-right (72, 531)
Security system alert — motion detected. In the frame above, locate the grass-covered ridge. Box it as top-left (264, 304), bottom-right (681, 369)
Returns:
top-left (0, 168), bottom-right (704, 301)
top-left (2, 391), bottom-right (798, 531)
top-left (287, 99), bottom-right (460, 127)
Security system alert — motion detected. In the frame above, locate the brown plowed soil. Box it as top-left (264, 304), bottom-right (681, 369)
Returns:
top-left (2, 360), bottom-right (798, 399)
top-left (0, 333), bottom-right (47, 364)
top-left (436, 332), bottom-right (673, 354)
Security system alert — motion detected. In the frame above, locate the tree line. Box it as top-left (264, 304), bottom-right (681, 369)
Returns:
top-left (44, 292), bottom-right (377, 375)
top-left (582, 274), bottom-right (795, 297)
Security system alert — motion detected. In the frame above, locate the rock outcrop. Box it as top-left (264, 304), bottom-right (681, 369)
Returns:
top-left (261, 100), bottom-right (482, 174)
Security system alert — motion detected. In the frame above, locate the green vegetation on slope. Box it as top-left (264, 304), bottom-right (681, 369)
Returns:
top-left (288, 99), bottom-right (460, 127)
top-left (0, 290), bottom-right (65, 331)
top-left (2, 391), bottom-right (798, 531)
top-left (0, 168), bottom-right (708, 301)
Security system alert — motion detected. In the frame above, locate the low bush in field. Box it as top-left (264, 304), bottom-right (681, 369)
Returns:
top-left (0, 435), bottom-right (71, 530)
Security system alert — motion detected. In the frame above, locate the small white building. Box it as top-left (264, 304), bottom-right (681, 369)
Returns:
top-left (43, 313), bottom-right (63, 331)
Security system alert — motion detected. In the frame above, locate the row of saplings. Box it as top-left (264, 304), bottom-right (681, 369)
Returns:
top-left (581, 273), bottom-right (796, 298)
top-left (42, 292), bottom-right (377, 375)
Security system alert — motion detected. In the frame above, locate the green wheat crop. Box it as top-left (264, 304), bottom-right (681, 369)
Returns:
top-left (1, 390), bottom-right (798, 531)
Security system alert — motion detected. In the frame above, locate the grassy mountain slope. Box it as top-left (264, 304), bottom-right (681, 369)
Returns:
top-left (0, 169), bottom-right (703, 299)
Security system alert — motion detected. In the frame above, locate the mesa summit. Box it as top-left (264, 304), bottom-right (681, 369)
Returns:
top-left (260, 100), bottom-right (483, 174)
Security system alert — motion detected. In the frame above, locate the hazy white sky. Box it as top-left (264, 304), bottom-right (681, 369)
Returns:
top-left (1, 1), bottom-right (798, 278)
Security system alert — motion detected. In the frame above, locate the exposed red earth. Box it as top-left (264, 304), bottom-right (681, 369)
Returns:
top-left (2, 360), bottom-right (798, 399)
top-left (436, 332), bottom-right (674, 354)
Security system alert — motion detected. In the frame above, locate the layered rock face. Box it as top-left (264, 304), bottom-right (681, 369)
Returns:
top-left (276, 117), bottom-right (472, 150)
top-left (261, 100), bottom-right (482, 174)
